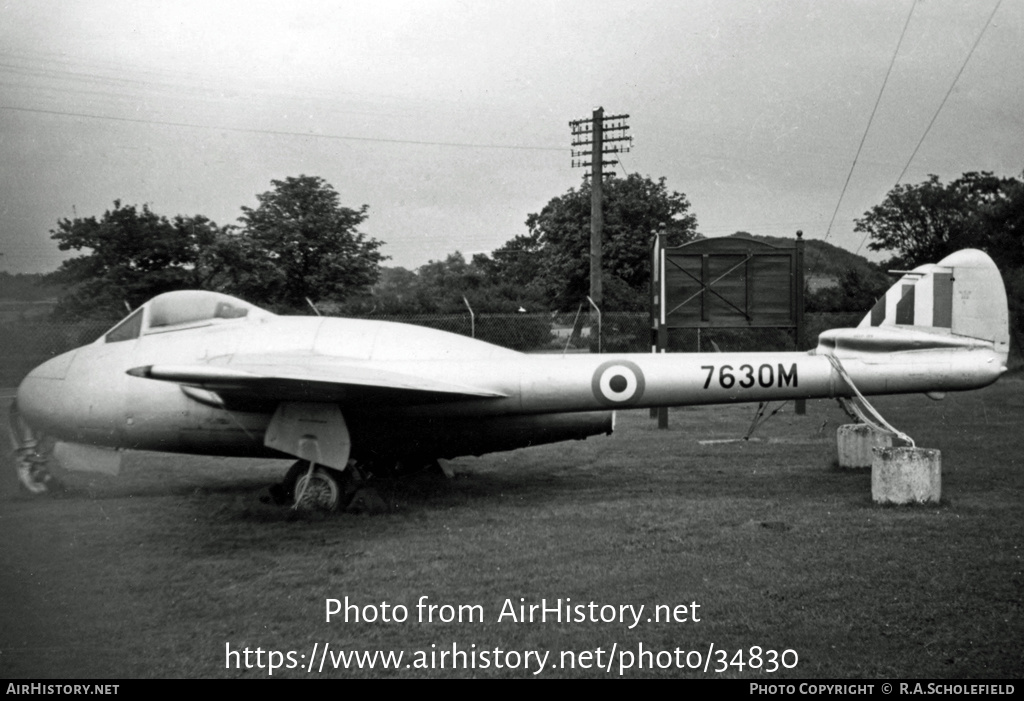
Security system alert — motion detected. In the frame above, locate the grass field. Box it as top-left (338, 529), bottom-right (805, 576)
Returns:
top-left (1, 379), bottom-right (1022, 679)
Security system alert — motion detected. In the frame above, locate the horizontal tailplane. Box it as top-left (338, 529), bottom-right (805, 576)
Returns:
top-left (817, 249), bottom-right (1009, 367)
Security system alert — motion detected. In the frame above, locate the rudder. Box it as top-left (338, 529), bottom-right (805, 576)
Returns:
top-left (858, 249), bottom-right (1009, 358)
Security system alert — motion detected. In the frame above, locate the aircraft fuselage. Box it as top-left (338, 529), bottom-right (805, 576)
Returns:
top-left (17, 313), bottom-right (1004, 465)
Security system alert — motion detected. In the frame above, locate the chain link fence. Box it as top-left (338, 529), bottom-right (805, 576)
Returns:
top-left (0, 312), bottom-right (864, 387)
top-left (1, 320), bottom-right (113, 387)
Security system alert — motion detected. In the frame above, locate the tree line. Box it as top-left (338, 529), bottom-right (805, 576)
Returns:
top-left (43, 173), bottom-right (702, 319)
top-left (46, 175), bottom-right (386, 318)
top-left (31, 169), bottom-right (1024, 355)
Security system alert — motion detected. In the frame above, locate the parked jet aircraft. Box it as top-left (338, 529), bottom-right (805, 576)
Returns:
top-left (10, 249), bottom-right (1009, 510)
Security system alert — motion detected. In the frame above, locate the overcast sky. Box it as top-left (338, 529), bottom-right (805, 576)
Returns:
top-left (1, 0), bottom-right (1021, 275)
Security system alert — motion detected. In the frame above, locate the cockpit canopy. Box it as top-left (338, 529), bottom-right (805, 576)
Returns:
top-left (103, 290), bottom-right (274, 343)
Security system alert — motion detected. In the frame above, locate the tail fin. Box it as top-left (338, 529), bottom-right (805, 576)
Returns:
top-left (858, 249), bottom-right (1009, 357)
top-left (817, 249), bottom-right (1009, 370)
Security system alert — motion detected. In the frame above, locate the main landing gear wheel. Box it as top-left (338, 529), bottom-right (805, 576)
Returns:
top-left (292, 464), bottom-right (343, 512)
top-left (268, 459), bottom-right (388, 514)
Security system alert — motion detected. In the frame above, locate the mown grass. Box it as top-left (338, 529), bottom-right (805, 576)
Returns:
top-left (1, 379), bottom-right (1022, 678)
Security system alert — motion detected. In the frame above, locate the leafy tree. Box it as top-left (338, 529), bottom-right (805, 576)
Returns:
top-left (213, 175), bottom-right (387, 311)
top-left (47, 201), bottom-right (222, 318)
top-left (356, 266), bottom-right (422, 314)
top-left (805, 266), bottom-right (889, 314)
top-left (361, 253), bottom-right (548, 315)
top-left (415, 252), bottom-right (552, 346)
top-left (485, 174), bottom-right (699, 311)
top-left (980, 181), bottom-right (1024, 358)
top-left (975, 176), bottom-right (1024, 271)
top-left (856, 172), bottom-right (1023, 270)
top-left (413, 252), bottom-right (487, 313)
top-left (856, 171), bottom-right (1024, 363)
top-left (418, 252), bottom-right (547, 314)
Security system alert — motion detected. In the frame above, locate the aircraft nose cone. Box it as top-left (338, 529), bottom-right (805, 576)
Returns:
top-left (23, 349), bottom-right (78, 382)
top-left (16, 349), bottom-right (78, 431)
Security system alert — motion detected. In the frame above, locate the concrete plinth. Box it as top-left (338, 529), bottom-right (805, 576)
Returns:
top-left (871, 447), bottom-right (942, 504)
top-left (837, 424), bottom-right (893, 469)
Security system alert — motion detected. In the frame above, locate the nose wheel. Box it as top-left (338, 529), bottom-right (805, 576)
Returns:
top-left (8, 400), bottom-right (61, 495)
top-left (14, 449), bottom-right (59, 494)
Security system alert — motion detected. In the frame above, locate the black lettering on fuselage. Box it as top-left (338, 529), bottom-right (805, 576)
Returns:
top-left (701, 363), bottom-right (798, 390)
top-left (778, 362), bottom-right (797, 387)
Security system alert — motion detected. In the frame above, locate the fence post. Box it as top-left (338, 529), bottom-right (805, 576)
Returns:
top-left (462, 296), bottom-right (475, 338)
top-left (795, 230), bottom-right (806, 416)
top-left (586, 296), bottom-right (602, 354)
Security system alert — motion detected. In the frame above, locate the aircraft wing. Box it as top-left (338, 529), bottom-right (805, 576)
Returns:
top-left (127, 355), bottom-right (507, 407)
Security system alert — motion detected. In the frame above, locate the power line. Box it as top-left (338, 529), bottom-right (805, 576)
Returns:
top-left (893, 0), bottom-right (1004, 185)
top-left (616, 151), bottom-right (633, 178)
top-left (822, 0), bottom-right (916, 243)
top-left (0, 48), bottom-right (532, 124)
top-left (0, 103), bottom-right (565, 153)
top-left (855, 0), bottom-right (1004, 255)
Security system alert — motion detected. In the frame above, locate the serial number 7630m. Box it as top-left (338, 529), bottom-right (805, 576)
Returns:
top-left (701, 363), bottom-right (798, 390)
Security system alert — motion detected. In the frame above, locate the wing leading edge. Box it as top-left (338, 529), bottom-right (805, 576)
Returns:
top-left (127, 357), bottom-right (507, 407)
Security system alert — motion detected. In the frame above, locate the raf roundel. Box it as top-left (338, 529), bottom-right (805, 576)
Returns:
top-left (591, 360), bottom-right (646, 407)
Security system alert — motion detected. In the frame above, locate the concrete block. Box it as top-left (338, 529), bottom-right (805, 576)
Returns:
top-left (837, 424), bottom-right (893, 469)
top-left (871, 447), bottom-right (942, 504)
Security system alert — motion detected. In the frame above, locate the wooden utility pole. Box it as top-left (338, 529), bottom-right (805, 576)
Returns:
top-left (570, 108), bottom-right (631, 351)
top-left (590, 107), bottom-right (604, 316)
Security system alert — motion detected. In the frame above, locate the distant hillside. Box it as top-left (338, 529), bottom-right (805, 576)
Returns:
top-left (725, 232), bottom-right (885, 289)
